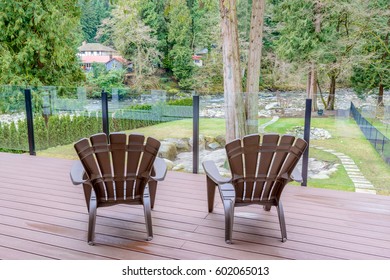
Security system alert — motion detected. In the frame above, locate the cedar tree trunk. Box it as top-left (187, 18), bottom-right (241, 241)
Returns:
top-left (219, 0), bottom-right (246, 142)
top-left (245, 0), bottom-right (265, 134)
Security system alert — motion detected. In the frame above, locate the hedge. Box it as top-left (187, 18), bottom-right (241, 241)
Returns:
top-left (0, 112), bottom-right (161, 152)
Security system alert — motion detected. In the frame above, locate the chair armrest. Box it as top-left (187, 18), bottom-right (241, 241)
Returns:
top-left (202, 160), bottom-right (231, 185)
top-left (70, 160), bottom-right (86, 185)
top-left (290, 167), bottom-right (303, 183)
top-left (150, 157), bottom-right (167, 181)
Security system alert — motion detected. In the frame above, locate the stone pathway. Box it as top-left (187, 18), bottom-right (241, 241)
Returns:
top-left (312, 146), bottom-right (376, 194)
top-left (259, 115), bottom-right (377, 194)
top-left (258, 116), bottom-right (280, 133)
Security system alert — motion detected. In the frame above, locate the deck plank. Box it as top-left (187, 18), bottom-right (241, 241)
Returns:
top-left (1, 152), bottom-right (390, 260)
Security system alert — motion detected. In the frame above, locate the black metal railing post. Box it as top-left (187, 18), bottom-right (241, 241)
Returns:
top-left (193, 95), bottom-right (200, 174)
top-left (24, 88), bottom-right (36, 155)
top-left (301, 98), bottom-right (312, 187)
top-left (101, 90), bottom-right (109, 137)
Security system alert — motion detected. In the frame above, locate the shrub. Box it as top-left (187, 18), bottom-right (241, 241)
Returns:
top-left (167, 98), bottom-right (193, 106)
top-left (129, 104), bottom-right (152, 111)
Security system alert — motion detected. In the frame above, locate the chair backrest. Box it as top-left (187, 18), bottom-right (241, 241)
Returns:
top-left (225, 134), bottom-right (307, 203)
top-left (74, 133), bottom-right (160, 203)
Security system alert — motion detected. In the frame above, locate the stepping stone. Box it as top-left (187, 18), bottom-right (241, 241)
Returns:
top-left (352, 178), bottom-right (371, 183)
top-left (349, 175), bottom-right (366, 180)
top-left (344, 164), bottom-right (358, 167)
top-left (323, 149), bottom-right (336, 153)
top-left (355, 189), bottom-right (377, 194)
top-left (347, 171), bottom-right (362, 175)
top-left (343, 164), bottom-right (357, 168)
top-left (341, 160), bottom-right (355, 164)
top-left (344, 167), bottom-right (359, 171)
top-left (338, 155), bottom-right (351, 159)
top-left (354, 183), bottom-right (374, 189)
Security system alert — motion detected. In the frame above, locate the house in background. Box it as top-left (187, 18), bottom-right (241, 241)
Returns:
top-left (192, 55), bottom-right (203, 67)
top-left (192, 48), bottom-right (208, 67)
top-left (77, 42), bottom-right (131, 72)
top-left (106, 56), bottom-right (132, 72)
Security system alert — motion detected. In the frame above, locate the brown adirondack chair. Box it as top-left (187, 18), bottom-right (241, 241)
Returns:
top-left (70, 132), bottom-right (167, 245)
top-left (203, 134), bottom-right (307, 244)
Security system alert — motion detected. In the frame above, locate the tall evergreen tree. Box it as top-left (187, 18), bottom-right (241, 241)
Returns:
top-left (139, 0), bottom-right (168, 60)
top-left (79, 0), bottom-right (111, 43)
top-left (273, 0), bottom-right (323, 111)
top-left (0, 0), bottom-right (85, 86)
top-left (166, 0), bottom-right (194, 85)
top-left (79, 0), bottom-right (100, 42)
top-left (350, 0), bottom-right (390, 105)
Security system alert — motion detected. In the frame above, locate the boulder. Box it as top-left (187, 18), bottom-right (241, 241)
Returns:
top-left (164, 138), bottom-right (191, 152)
top-left (208, 142), bottom-right (221, 150)
top-left (158, 141), bottom-right (177, 161)
top-left (189, 135), bottom-right (206, 150)
top-left (215, 135), bottom-right (226, 147)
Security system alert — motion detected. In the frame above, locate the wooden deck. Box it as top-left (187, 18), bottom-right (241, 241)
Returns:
top-left (1, 152), bottom-right (390, 260)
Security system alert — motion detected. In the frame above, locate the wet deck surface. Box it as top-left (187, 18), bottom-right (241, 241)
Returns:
top-left (1, 152), bottom-right (390, 260)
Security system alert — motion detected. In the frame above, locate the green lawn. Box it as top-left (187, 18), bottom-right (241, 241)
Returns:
top-left (264, 117), bottom-right (390, 195)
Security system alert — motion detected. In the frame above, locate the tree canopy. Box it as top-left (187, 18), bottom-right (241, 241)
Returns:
top-left (0, 0), bottom-right (85, 86)
top-left (0, 0), bottom-right (388, 106)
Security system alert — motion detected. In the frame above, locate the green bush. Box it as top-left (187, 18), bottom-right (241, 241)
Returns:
top-left (167, 98), bottom-right (193, 106)
top-left (0, 110), bottom-right (166, 152)
top-left (128, 104), bottom-right (152, 111)
top-left (17, 119), bottom-right (28, 150)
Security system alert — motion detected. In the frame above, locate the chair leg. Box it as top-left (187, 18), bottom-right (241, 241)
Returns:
top-left (263, 205), bottom-right (272, 211)
top-left (223, 199), bottom-right (235, 244)
top-left (143, 194), bottom-right (153, 241)
top-left (207, 176), bottom-right (217, 212)
top-left (83, 184), bottom-right (92, 211)
top-left (148, 180), bottom-right (157, 209)
top-left (276, 200), bottom-right (287, 242)
top-left (87, 192), bottom-right (97, 245)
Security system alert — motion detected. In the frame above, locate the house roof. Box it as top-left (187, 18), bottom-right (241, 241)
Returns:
top-left (196, 48), bottom-right (208, 55)
top-left (106, 56), bottom-right (130, 65)
top-left (78, 43), bottom-right (117, 53)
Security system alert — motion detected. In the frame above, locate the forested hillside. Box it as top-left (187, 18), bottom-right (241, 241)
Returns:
top-left (0, 0), bottom-right (388, 99)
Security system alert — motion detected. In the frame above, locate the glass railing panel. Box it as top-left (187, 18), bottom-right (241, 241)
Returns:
top-left (31, 86), bottom-right (102, 155)
top-left (106, 88), bottom-right (195, 170)
top-left (1, 84), bottom-right (389, 195)
top-left (0, 85), bottom-right (29, 152)
top-left (107, 88), bottom-right (164, 134)
top-left (197, 89), bottom-right (390, 196)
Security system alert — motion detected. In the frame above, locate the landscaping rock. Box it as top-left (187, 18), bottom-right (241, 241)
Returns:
top-left (208, 142), bottom-right (221, 150)
top-left (158, 141), bottom-right (177, 161)
top-left (288, 126), bottom-right (332, 140)
top-left (164, 138), bottom-right (190, 152)
top-left (215, 135), bottom-right (226, 147)
top-left (189, 135), bottom-right (206, 150)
